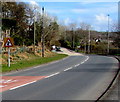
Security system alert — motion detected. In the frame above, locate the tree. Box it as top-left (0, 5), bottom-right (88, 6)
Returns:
top-left (2, 2), bottom-right (34, 46)
top-left (111, 23), bottom-right (120, 48)
top-left (113, 31), bottom-right (120, 48)
top-left (44, 21), bottom-right (60, 47)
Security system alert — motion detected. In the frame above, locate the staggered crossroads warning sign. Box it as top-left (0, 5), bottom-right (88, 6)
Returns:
top-left (3, 38), bottom-right (14, 67)
top-left (4, 38), bottom-right (14, 47)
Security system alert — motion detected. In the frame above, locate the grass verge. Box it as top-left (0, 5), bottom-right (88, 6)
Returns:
top-left (1, 54), bottom-right (68, 73)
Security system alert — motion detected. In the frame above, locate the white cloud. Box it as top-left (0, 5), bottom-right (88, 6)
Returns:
top-left (72, 3), bottom-right (118, 15)
top-left (30, 1), bottom-right (38, 5)
top-left (29, 1), bottom-right (41, 11)
top-left (72, 9), bottom-right (88, 13)
top-left (64, 18), bottom-right (72, 25)
top-left (92, 13), bottom-right (113, 31)
top-left (93, 4), bottom-right (118, 14)
top-left (95, 13), bottom-right (112, 24)
top-left (95, 14), bottom-right (107, 23)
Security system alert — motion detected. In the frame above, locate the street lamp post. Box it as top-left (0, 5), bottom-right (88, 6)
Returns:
top-left (107, 14), bottom-right (110, 54)
top-left (41, 7), bottom-right (44, 57)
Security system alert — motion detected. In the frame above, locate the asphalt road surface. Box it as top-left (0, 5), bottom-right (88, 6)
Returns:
top-left (1, 53), bottom-right (119, 100)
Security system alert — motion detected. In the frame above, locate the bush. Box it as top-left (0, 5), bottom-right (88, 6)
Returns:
top-left (109, 49), bottom-right (120, 55)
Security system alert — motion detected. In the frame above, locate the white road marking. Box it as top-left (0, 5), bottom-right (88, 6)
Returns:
top-left (81, 62), bottom-right (84, 64)
top-left (74, 64), bottom-right (80, 67)
top-left (64, 56), bottom-right (89, 72)
top-left (1, 55), bottom-right (90, 92)
top-left (10, 81), bottom-right (37, 90)
top-left (45, 72), bottom-right (60, 78)
top-left (0, 85), bottom-right (7, 88)
top-left (64, 67), bottom-right (73, 71)
top-left (86, 56), bottom-right (89, 61)
top-left (80, 56), bottom-right (89, 64)
top-left (0, 79), bottom-right (18, 83)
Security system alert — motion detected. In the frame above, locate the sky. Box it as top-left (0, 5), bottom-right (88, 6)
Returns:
top-left (26, 0), bottom-right (119, 31)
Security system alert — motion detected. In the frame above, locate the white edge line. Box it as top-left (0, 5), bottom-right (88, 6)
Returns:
top-left (45, 72), bottom-right (60, 78)
top-left (10, 80), bottom-right (37, 90)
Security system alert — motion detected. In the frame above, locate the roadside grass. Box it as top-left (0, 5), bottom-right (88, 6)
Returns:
top-left (1, 54), bottom-right (68, 73)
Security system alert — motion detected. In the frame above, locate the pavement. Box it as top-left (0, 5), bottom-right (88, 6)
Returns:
top-left (1, 48), bottom-right (119, 101)
top-left (102, 75), bottom-right (120, 101)
top-left (102, 56), bottom-right (120, 101)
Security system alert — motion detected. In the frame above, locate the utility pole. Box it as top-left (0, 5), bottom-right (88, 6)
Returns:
top-left (118, 1), bottom-right (120, 32)
top-left (107, 14), bottom-right (110, 55)
top-left (33, 8), bottom-right (36, 54)
top-left (84, 42), bottom-right (86, 54)
top-left (72, 28), bottom-right (74, 50)
top-left (34, 17), bottom-right (35, 54)
top-left (88, 28), bottom-right (91, 53)
top-left (0, 2), bottom-right (2, 41)
top-left (30, 1), bottom-right (38, 54)
top-left (41, 7), bottom-right (44, 57)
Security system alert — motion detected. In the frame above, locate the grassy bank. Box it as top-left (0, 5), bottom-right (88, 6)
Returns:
top-left (1, 54), bottom-right (68, 73)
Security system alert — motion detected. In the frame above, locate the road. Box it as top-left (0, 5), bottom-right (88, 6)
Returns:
top-left (1, 49), bottom-right (119, 100)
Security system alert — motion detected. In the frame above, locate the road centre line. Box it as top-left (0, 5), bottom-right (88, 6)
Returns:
top-left (7, 56), bottom-right (89, 91)
top-left (81, 61), bottom-right (84, 64)
top-left (10, 80), bottom-right (37, 90)
top-left (74, 64), bottom-right (80, 67)
top-left (64, 56), bottom-right (89, 71)
top-left (64, 67), bottom-right (73, 71)
top-left (45, 72), bottom-right (60, 78)
top-left (75, 56), bottom-right (89, 67)
top-left (80, 56), bottom-right (89, 64)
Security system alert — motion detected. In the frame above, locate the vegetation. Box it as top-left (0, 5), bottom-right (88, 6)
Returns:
top-left (1, 2), bottom-right (60, 47)
top-left (1, 2), bottom-right (120, 56)
top-left (113, 32), bottom-right (120, 48)
top-left (1, 1), bottom-right (119, 74)
top-left (2, 54), bottom-right (68, 73)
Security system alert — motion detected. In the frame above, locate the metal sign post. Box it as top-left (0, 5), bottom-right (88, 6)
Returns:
top-left (8, 47), bottom-right (10, 67)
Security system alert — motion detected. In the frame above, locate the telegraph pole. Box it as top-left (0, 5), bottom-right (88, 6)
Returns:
top-left (118, 2), bottom-right (120, 32)
top-left (33, 6), bottom-right (36, 54)
top-left (88, 28), bottom-right (91, 53)
top-left (0, 2), bottom-right (2, 41)
top-left (41, 7), bottom-right (44, 57)
top-left (107, 14), bottom-right (110, 55)
top-left (72, 28), bottom-right (74, 49)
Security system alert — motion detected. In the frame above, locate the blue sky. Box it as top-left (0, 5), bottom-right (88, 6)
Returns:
top-left (27, 1), bottom-right (119, 31)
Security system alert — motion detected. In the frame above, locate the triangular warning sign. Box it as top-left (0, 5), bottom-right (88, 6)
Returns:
top-left (5, 39), bottom-right (12, 46)
top-left (4, 38), bottom-right (14, 47)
